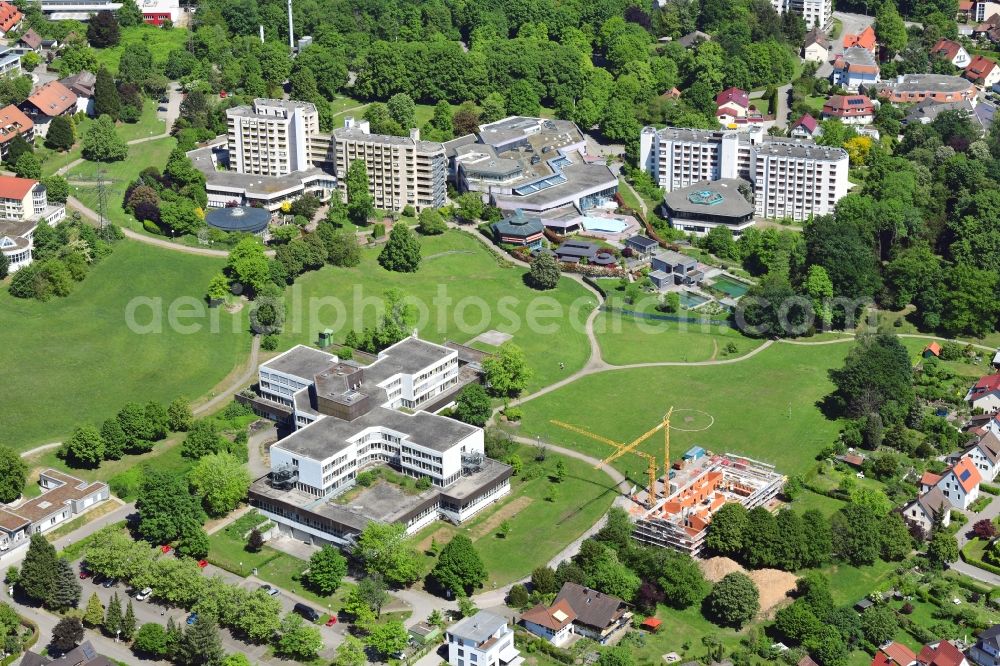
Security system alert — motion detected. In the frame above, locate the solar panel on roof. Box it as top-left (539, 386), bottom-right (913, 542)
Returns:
top-left (81, 643), bottom-right (96, 659)
top-left (960, 469), bottom-right (971, 481)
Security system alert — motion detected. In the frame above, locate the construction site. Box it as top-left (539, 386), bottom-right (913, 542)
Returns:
top-left (552, 408), bottom-right (786, 556)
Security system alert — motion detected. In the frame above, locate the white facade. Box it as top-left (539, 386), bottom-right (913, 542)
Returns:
top-left (333, 118), bottom-right (447, 212)
top-left (227, 99), bottom-right (318, 176)
top-left (962, 434), bottom-right (1000, 483)
top-left (804, 42), bottom-right (829, 63)
top-left (448, 612), bottom-right (522, 666)
top-left (771, 0), bottom-right (831, 28)
top-left (937, 467), bottom-right (981, 510)
top-left (976, 1), bottom-right (1000, 21)
top-left (639, 126), bottom-right (849, 221)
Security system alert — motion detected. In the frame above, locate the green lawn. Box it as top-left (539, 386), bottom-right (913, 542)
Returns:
top-left (254, 552), bottom-right (356, 613)
top-left (409, 444), bottom-right (618, 586)
top-left (0, 241), bottom-right (250, 451)
top-left (116, 103), bottom-right (167, 143)
top-left (208, 531), bottom-right (284, 576)
top-left (65, 135), bottom-right (176, 184)
top-left (39, 107), bottom-right (164, 177)
top-left (275, 230), bottom-right (593, 393)
top-left (822, 559), bottom-right (898, 606)
top-left (790, 488), bottom-right (846, 517)
top-left (515, 342), bottom-right (852, 482)
top-left (634, 602), bottom-right (746, 662)
top-left (93, 25), bottom-right (191, 74)
top-left (594, 311), bottom-right (763, 365)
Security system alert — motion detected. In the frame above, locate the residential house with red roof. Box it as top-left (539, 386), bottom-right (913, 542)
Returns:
top-left (17, 28), bottom-right (40, 52)
top-left (916, 640), bottom-right (970, 666)
top-left (931, 39), bottom-right (971, 68)
top-left (20, 80), bottom-right (77, 137)
top-left (873, 641), bottom-right (917, 666)
top-left (0, 104), bottom-right (33, 161)
top-left (715, 87), bottom-right (750, 125)
top-left (520, 599), bottom-right (576, 646)
top-left (965, 54), bottom-right (1000, 88)
top-left (833, 47), bottom-right (881, 91)
top-left (822, 94), bottom-right (876, 125)
top-left (966, 373), bottom-right (1000, 412)
top-left (0, 1), bottom-right (22, 37)
top-left (843, 25), bottom-right (877, 52)
top-left (933, 457), bottom-right (982, 510)
top-left (790, 114), bottom-right (821, 138)
top-left (962, 430), bottom-right (1000, 483)
top-left (923, 342), bottom-right (943, 358)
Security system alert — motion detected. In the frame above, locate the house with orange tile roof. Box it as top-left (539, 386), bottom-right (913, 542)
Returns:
top-left (931, 39), bottom-right (971, 68)
top-left (843, 25), bottom-right (877, 52)
top-left (932, 457), bottom-right (982, 510)
top-left (0, 104), bottom-right (32, 160)
top-left (923, 342), bottom-right (942, 358)
top-left (965, 54), bottom-right (1000, 88)
top-left (0, 1), bottom-right (21, 37)
top-left (520, 599), bottom-right (576, 646)
top-left (21, 80), bottom-right (77, 137)
top-left (822, 94), bottom-right (876, 125)
top-left (873, 641), bottom-right (917, 666)
top-left (915, 640), bottom-right (970, 666)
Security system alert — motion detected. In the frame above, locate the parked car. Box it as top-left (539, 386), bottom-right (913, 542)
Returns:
top-left (197, 560), bottom-right (208, 568)
top-left (260, 584), bottom-right (279, 597)
top-left (135, 587), bottom-right (152, 601)
top-left (293, 603), bottom-right (320, 623)
top-left (78, 570), bottom-right (90, 580)
top-left (102, 578), bottom-right (117, 588)
top-left (325, 616), bottom-right (338, 627)
top-left (186, 613), bottom-right (199, 625)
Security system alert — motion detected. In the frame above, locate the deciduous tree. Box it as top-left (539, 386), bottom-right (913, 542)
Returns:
top-left (276, 613), bottom-right (323, 660)
top-left (354, 523), bottom-right (421, 585)
top-left (365, 620), bottom-right (408, 659)
top-left (50, 616), bottom-right (84, 654)
top-left (432, 535), bottom-right (487, 595)
top-left (306, 545), bottom-right (348, 595)
top-left (453, 384), bottom-right (492, 426)
top-left (87, 10), bottom-right (120, 47)
top-left (529, 252), bottom-right (560, 290)
top-left (482, 342), bottom-right (532, 397)
top-left (0, 446), bottom-right (26, 503)
top-left (133, 623), bottom-right (170, 657)
top-left (45, 116), bottom-right (75, 151)
top-left (82, 115), bottom-right (128, 162)
top-left (345, 160), bottom-right (372, 226)
top-left (378, 223), bottom-right (422, 273)
top-left (189, 452), bottom-right (250, 516)
top-left (705, 572), bottom-right (759, 628)
top-left (60, 424), bottom-right (105, 468)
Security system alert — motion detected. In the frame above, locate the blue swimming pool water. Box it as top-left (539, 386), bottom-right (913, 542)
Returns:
top-left (580, 216), bottom-right (629, 233)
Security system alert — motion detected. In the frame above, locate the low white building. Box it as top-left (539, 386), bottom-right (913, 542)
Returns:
top-left (0, 469), bottom-right (109, 552)
top-left (448, 611), bottom-right (522, 666)
top-left (922, 458), bottom-right (982, 510)
top-left (0, 176), bottom-right (66, 273)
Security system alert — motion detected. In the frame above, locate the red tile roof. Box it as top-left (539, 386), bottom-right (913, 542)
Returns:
top-left (920, 471), bottom-right (942, 487)
top-left (965, 54), bottom-right (998, 83)
top-left (25, 81), bottom-right (77, 117)
top-left (792, 113), bottom-right (819, 133)
top-left (715, 87), bottom-right (749, 109)
top-left (18, 28), bottom-right (40, 49)
top-left (520, 599), bottom-right (576, 632)
top-left (948, 456), bottom-right (982, 494)
top-left (0, 176), bottom-right (37, 200)
top-left (844, 25), bottom-right (877, 51)
top-left (924, 342), bottom-right (942, 356)
top-left (0, 104), bottom-right (32, 144)
top-left (0, 1), bottom-right (22, 33)
top-left (959, 0), bottom-right (973, 10)
top-left (880, 641), bottom-right (917, 666)
top-left (931, 39), bottom-right (964, 62)
top-left (916, 640), bottom-right (966, 666)
top-left (822, 94), bottom-right (875, 117)
top-left (972, 374), bottom-right (1000, 395)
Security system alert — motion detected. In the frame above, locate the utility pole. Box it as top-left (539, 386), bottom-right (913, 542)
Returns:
top-left (96, 170), bottom-right (108, 237)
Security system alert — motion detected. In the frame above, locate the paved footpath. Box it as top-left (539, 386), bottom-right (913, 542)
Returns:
top-left (951, 494), bottom-right (1000, 586)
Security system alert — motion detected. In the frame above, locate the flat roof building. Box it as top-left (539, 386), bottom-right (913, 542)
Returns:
top-left (877, 73), bottom-right (978, 104)
top-left (639, 126), bottom-right (849, 221)
top-left (246, 335), bottom-right (512, 547)
top-left (333, 117), bottom-right (447, 212)
top-left (662, 178), bottom-right (755, 237)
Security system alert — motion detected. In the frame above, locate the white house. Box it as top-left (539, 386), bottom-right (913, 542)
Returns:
top-left (520, 601), bottom-right (576, 647)
top-left (966, 374), bottom-right (1000, 413)
top-left (803, 28), bottom-right (829, 63)
top-left (971, 624), bottom-right (1000, 666)
top-left (448, 611), bottom-right (522, 666)
top-left (923, 458), bottom-right (982, 510)
top-left (901, 485), bottom-right (951, 535)
top-left (931, 38), bottom-right (972, 68)
top-left (962, 431), bottom-right (1000, 483)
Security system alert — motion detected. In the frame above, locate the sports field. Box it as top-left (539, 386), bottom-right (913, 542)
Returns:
top-left (276, 230), bottom-right (594, 393)
top-left (0, 242), bottom-right (250, 451)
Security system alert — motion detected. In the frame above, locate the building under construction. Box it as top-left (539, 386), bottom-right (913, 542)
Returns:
top-left (629, 448), bottom-right (785, 555)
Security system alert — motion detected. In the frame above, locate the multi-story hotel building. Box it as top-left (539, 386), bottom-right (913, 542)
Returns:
top-left (226, 99), bottom-right (319, 177)
top-left (0, 176), bottom-right (67, 273)
top-left (332, 117), bottom-right (447, 212)
top-left (639, 126), bottom-right (849, 221)
top-left (245, 335), bottom-right (512, 547)
top-left (770, 0), bottom-right (831, 28)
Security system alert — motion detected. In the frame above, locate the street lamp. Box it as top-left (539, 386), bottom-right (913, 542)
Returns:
top-left (240, 561), bottom-right (243, 577)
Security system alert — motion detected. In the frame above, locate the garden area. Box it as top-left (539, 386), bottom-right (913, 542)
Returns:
top-left (409, 442), bottom-right (619, 587)
top-left (275, 230), bottom-right (594, 394)
top-left (0, 241), bottom-right (250, 452)
top-left (92, 25), bottom-right (191, 74)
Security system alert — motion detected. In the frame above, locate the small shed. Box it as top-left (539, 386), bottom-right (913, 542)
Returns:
top-left (683, 446), bottom-right (705, 462)
top-left (624, 235), bottom-right (660, 258)
top-left (853, 598), bottom-right (874, 613)
top-left (640, 617), bottom-right (662, 633)
top-left (923, 342), bottom-right (942, 358)
top-left (408, 621), bottom-right (441, 645)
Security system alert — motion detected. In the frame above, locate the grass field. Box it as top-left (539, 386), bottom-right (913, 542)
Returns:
top-left (515, 342), bottom-right (852, 481)
top-left (93, 25), bottom-right (191, 74)
top-left (39, 106), bottom-right (165, 178)
top-left (255, 553), bottom-right (357, 612)
top-left (276, 230), bottom-right (593, 393)
top-left (410, 445), bottom-right (618, 586)
top-left (594, 312), bottom-right (763, 365)
top-left (0, 241), bottom-right (250, 451)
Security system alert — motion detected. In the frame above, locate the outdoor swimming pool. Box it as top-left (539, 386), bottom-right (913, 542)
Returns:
top-left (679, 292), bottom-right (710, 309)
top-left (580, 216), bottom-right (630, 234)
top-left (710, 276), bottom-right (750, 298)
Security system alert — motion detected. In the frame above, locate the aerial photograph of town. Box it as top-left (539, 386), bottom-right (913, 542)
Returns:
top-left (1, 0), bottom-right (1000, 664)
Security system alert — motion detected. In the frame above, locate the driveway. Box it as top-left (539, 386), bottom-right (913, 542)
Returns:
top-left (950, 494), bottom-right (1000, 586)
top-left (831, 11), bottom-right (875, 55)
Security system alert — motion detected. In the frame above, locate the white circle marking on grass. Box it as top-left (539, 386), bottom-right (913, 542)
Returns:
top-left (667, 408), bottom-right (715, 432)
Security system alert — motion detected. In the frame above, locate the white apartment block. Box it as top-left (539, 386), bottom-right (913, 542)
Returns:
top-left (771, 0), bottom-right (832, 28)
top-left (226, 99), bottom-right (319, 177)
top-left (248, 335), bottom-right (512, 547)
top-left (333, 117), bottom-right (447, 212)
top-left (639, 126), bottom-right (849, 221)
top-left (448, 611), bottom-right (523, 666)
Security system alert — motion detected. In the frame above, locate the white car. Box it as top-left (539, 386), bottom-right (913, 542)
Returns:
top-left (135, 587), bottom-right (152, 601)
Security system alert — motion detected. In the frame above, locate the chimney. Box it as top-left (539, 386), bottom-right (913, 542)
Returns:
top-left (410, 128), bottom-right (420, 142)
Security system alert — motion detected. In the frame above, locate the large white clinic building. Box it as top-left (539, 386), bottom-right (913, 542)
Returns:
top-left (639, 126), bottom-right (849, 221)
top-left (247, 336), bottom-right (512, 546)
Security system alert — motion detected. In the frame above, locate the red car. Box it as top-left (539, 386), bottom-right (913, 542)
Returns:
top-left (78, 570), bottom-right (90, 580)
top-left (197, 560), bottom-right (208, 568)
top-left (325, 616), bottom-right (338, 627)
top-left (160, 545), bottom-right (172, 554)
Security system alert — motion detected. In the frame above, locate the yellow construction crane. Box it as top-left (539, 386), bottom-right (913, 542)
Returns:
top-left (551, 408), bottom-right (673, 503)
top-left (663, 406), bottom-right (673, 486)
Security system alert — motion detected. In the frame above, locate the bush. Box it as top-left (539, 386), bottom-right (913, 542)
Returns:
top-left (504, 407), bottom-right (523, 421)
top-left (108, 467), bottom-right (143, 500)
top-left (372, 223), bottom-right (386, 239)
top-left (980, 483), bottom-right (1000, 496)
top-left (261, 334), bottom-right (279, 351)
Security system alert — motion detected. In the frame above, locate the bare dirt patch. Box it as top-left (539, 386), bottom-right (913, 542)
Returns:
top-left (416, 526), bottom-right (455, 553)
top-left (699, 556), bottom-right (797, 618)
top-left (470, 496), bottom-right (534, 539)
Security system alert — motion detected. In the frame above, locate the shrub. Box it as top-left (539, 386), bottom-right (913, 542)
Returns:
top-left (261, 334), bottom-right (279, 351)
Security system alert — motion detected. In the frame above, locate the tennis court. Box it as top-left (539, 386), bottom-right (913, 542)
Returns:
top-left (710, 276), bottom-right (751, 298)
